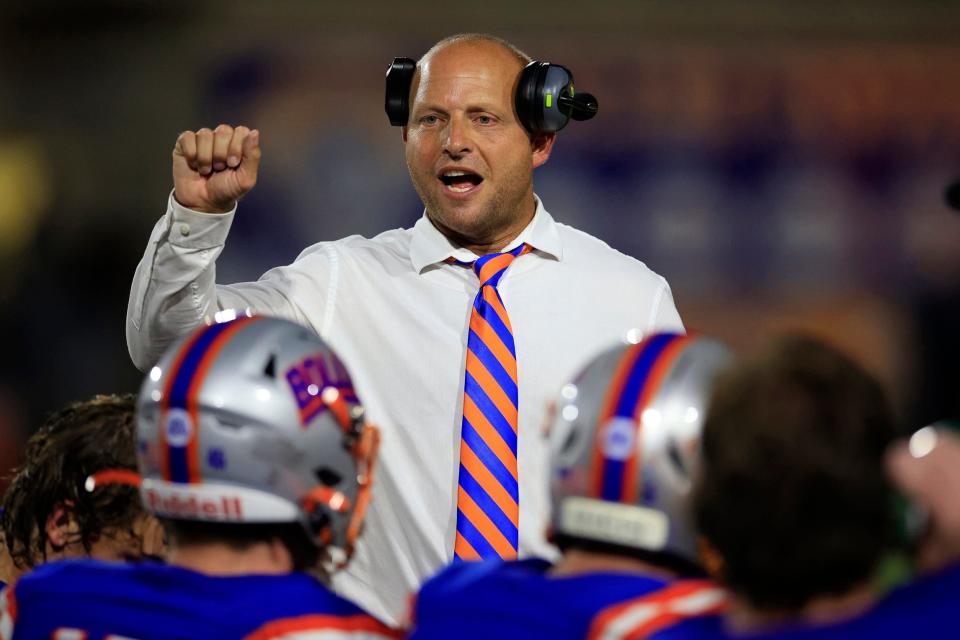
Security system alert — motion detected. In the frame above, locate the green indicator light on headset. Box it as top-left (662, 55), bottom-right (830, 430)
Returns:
top-left (546, 93), bottom-right (553, 108)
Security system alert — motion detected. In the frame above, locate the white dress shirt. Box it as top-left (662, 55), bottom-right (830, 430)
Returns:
top-left (126, 194), bottom-right (684, 623)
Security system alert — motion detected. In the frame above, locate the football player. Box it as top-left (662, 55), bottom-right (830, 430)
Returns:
top-left (690, 422), bottom-right (960, 639)
top-left (409, 332), bottom-right (733, 639)
top-left (1, 316), bottom-right (397, 639)
top-left (0, 394), bottom-right (164, 589)
top-left (688, 335), bottom-right (928, 638)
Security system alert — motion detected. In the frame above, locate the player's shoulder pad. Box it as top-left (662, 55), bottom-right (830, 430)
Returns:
top-left (13, 558), bottom-right (128, 596)
top-left (242, 612), bottom-right (400, 640)
top-left (419, 559), bottom-right (551, 604)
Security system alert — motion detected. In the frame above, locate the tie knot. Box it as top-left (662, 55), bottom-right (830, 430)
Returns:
top-left (474, 243), bottom-right (529, 287)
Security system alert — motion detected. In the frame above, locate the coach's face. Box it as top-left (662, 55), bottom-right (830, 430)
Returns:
top-left (403, 41), bottom-right (555, 253)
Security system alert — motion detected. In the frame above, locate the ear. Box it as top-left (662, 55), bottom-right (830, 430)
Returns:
top-left (698, 535), bottom-right (726, 581)
top-left (267, 536), bottom-right (295, 572)
top-left (139, 515), bottom-right (167, 560)
top-left (44, 501), bottom-right (80, 553)
top-left (531, 132), bottom-right (556, 170)
top-left (401, 125), bottom-right (409, 143)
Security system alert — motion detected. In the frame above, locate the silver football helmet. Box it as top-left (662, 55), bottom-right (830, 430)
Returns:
top-left (129, 314), bottom-right (379, 560)
top-left (547, 332), bottom-right (732, 565)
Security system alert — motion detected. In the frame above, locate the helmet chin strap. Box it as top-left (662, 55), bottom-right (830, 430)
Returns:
top-left (302, 421), bottom-right (381, 571)
top-left (313, 379), bottom-right (382, 564)
top-left (345, 424), bottom-right (381, 555)
top-left (303, 486), bottom-right (352, 514)
top-left (319, 386), bottom-right (355, 434)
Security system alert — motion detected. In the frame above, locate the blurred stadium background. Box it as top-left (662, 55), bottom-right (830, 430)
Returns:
top-left (0, 0), bottom-right (958, 489)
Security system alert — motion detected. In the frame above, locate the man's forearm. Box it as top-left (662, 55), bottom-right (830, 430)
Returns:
top-left (126, 194), bottom-right (236, 371)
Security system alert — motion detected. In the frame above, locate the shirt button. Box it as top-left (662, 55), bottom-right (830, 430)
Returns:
top-left (179, 223), bottom-right (190, 237)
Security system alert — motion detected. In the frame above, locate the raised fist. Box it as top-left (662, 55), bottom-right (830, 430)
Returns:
top-left (172, 124), bottom-right (261, 213)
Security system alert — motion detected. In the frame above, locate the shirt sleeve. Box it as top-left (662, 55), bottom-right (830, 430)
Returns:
top-left (646, 277), bottom-right (685, 335)
top-left (125, 193), bottom-right (320, 371)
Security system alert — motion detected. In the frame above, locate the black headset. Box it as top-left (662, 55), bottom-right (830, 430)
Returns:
top-left (385, 57), bottom-right (598, 135)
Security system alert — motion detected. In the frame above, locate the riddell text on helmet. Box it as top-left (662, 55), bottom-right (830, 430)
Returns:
top-left (144, 489), bottom-right (244, 520)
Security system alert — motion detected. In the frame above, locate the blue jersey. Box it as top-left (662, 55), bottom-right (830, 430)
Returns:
top-left (677, 564), bottom-right (960, 639)
top-left (762, 563), bottom-right (959, 639)
top-left (409, 558), bottom-right (725, 640)
top-left (0, 559), bottom-right (398, 640)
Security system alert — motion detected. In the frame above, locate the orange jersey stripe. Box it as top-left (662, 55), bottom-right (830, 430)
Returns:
top-left (469, 312), bottom-right (518, 383)
top-left (482, 287), bottom-right (514, 334)
top-left (619, 587), bottom-right (725, 639)
top-left (620, 336), bottom-right (689, 503)
top-left (5, 586), bottom-right (17, 622)
top-left (456, 487), bottom-right (517, 559)
top-left (587, 580), bottom-right (721, 640)
top-left (465, 354), bottom-right (518, 428)
top-left (244, 613), bottom-right (399, 640)
top-left (462, 396), bottom-right (518, 480)
top-left (589, 344), bottom-right (645, 497)
top-left (460, 443), bottom-right (519, 524)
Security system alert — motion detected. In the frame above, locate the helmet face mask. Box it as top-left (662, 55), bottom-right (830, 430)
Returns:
top-left (134, 315), bottom-right (379, 566)
top-left (548, 333), bottom-right (733, 566)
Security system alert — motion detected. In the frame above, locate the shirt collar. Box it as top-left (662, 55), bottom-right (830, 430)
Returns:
top-left (409, 195), bottom-right (563, 273)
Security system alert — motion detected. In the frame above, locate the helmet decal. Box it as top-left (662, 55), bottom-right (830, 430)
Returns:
top-left (285, 351), bottom-right (359, 427)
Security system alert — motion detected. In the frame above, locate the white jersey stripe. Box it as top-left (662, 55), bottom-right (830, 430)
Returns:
top-left (597, 587), bottom-right (726, 640)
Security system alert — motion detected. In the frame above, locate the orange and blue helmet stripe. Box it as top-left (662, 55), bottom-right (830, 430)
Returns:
top-left (589, 333), bottom-right (691, 503)
top-left (159, 316), bottom-right (260, 484)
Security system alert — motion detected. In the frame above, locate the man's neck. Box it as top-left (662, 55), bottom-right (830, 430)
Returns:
top-left (724, 581), bottom-right (878, 633)
top-left (167, 540), bottom-right (294, 576)
top-left (549, 548), bottom-right (679, 580)
top-left (462, 236), bottom-right (522, 256)
top-left (434, 196), bottom-right (537, 256)
top-left (459, 216), bottom-right (532, 256)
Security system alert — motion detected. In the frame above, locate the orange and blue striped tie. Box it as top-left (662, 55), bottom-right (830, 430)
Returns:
top-left (454, 242), bottom-right (532, 560)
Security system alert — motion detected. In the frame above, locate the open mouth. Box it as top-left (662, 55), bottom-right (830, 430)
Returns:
top-left (438, 169), bottom-right (484, 194)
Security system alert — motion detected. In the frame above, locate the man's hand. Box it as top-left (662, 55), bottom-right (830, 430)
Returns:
top-left (886, 427), bottom-right (960, 572)
top-left (172, 124), bottom-right (261, 213)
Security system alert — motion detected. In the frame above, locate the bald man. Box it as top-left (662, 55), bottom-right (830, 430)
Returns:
top-left (126, 33), bottom-right (683, 622)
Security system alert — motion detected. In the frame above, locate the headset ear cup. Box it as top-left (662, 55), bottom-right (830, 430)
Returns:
top-left (516, 61), bottom-right (547, 135)
top-left (385, 57), bottom-right (417, 126)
